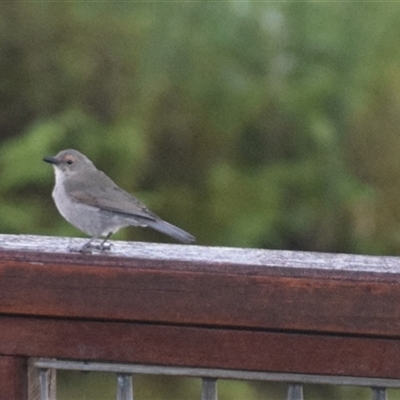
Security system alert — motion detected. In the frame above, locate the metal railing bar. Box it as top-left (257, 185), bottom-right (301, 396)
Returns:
top-left (116, 374), bottom-right (134, 400)
top-left (287, 384), bottom-right (303, 400)
top-left (372, 387), bottom-right (387, 400)
top-left (201, 378), bottom-right (218, 400)
top-left (34, 359), bottom-right (400, 388)
top-left (39, 369), bottom-right (50, 400)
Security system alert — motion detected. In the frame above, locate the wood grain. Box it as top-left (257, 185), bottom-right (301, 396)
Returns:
top-left (0, 235), bottom-right (399, 337)
top-left (0, 234), bottom-right (400, 381)
top-left (1, 316), bottom-right (400, 379)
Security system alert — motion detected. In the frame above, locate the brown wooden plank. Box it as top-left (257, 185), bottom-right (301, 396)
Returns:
top-left (0, 238), bottom-right (400, 337)
top-left (1, 316), bottom-right (400, 380)
top-left (0, 356), bottom-right (27, 400)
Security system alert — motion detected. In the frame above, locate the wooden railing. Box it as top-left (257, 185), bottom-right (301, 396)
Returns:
top-left (0, 234), bottom-right (400, 399)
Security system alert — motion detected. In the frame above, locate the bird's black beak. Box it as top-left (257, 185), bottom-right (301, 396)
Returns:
top-left (43, 156), bottom-right (58, 165)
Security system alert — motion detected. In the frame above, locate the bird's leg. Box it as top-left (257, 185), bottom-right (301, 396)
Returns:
top-left (98, 232), bottom-right (113, 251)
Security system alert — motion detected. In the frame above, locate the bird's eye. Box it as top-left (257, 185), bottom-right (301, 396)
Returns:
top-left (67, 160), bottom-right (73, 165)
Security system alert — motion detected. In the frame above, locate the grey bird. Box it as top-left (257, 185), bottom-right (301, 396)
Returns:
top-left (43, 149), bottom-right (195, 251)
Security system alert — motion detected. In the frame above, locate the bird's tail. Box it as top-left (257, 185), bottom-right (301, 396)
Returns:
top-left (146, 219), bottom-right (195, 244)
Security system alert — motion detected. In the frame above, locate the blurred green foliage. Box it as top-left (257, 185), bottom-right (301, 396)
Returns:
top-left (57, 371), bottom-right (379, 400)
top-left (2, 2), bottom-right (400, 254)
top-left (2, 2), bottom-right (400, 399)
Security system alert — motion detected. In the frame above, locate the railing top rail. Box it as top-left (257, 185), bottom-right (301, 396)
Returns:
top-left (0, 234), bottom-right (400, 336)
top-left (0, 234), bottom-right (398, 278)
top-left (1, 234), bottom-right (400, 379)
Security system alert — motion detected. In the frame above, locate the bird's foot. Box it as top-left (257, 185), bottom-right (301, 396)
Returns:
top-left (70, 237), bottom-right (113, 253)
top-left (77, 239), bottom-right (100, 253)
top-left (78, 246), bottom-right (94, 254)
top-left (96, 242), bottom-right (112, 251)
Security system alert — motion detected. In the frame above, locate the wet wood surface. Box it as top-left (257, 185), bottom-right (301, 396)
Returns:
top-left (0, 234), bottom-right (400, 379)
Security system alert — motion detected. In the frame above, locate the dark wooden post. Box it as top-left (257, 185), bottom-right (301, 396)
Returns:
top-left (0, 356), bottom-right (27, 400)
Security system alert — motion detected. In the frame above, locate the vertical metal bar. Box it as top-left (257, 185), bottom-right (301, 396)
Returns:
top-left (116, 374), bottom-right (133, 400)
top-left (371, 387), bottom-right (387, 400)
top-left (287, 384), bottom-right (303, 400)
top-left (39, 369), bottom-right (49, 400)
top-left (201, 378), bottom-right (218, 400)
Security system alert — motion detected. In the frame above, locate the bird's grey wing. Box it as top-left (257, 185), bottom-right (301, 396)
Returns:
top-left (66, 171), bottom-right (195, 244)
top-left (65, 171), bottom-right (158, 222)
